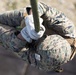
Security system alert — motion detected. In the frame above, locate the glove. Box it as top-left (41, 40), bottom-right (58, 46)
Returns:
top-left (21, 15), bottom-right (45, 43)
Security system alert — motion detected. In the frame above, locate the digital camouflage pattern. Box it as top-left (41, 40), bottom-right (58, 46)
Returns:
top-left (38, 2), bottom-right (76, 38)
top-left (0, 2), bottom-right (75, 72)
top-left (0, 8), bottom-right (28, 52)
top-left (0, 2), bottom-right (75, 38)
top-left (0, 8), bottom-right (26, 27)
top-left (21, 35), bottom-right (72, 71)
top-left (35, 35), bottom-right (72, 71)
top-left (0, 24), bottom-right (27, 52)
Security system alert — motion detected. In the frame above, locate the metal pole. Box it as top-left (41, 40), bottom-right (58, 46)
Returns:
top-left (30, 0), bottom-right (40, 32)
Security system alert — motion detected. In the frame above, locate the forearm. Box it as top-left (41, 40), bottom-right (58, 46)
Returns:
top-left (0, 8), bottom-right (25, 27)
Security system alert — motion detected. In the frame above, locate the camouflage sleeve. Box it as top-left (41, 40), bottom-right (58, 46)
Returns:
top-left (41, 2), bottom-right (76, 38)
top-left (0, 8), bottom-right (26, 27)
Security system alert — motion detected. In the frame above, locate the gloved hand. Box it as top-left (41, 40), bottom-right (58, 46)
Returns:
top-left (21, 15), bottom-right (45, 43)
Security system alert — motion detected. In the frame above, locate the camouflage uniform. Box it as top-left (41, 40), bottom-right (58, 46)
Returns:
top-left (38, 2), bottom-right (76, 38)
top-left (0, 24), bottom-right (27, 52)
top-left (26, 35), bottom-right (72, 71)
top-left (2, 3), bottom-right (75, 72)
top-left (0, 8), bottom-right (26, 27)
top-left (22, 2), bottom-right (76, 72)
top-left (18, 3), bottom-right (76, 72)
top-left (0, 8), bottom-right (28, 52)
top-left (37, 35), bottom-right (72, 71)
